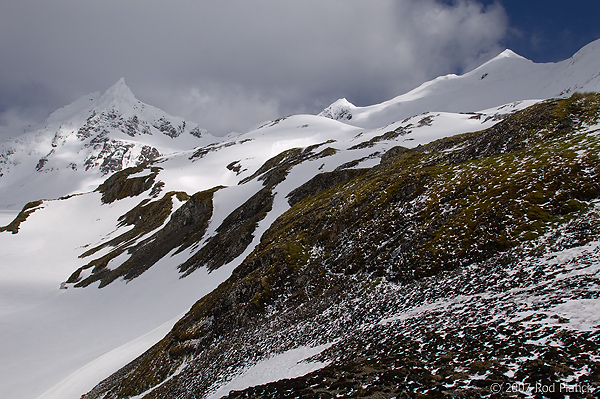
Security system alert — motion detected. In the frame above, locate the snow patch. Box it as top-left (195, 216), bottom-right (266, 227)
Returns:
top-left (206, 343), bottom-right (334, 399)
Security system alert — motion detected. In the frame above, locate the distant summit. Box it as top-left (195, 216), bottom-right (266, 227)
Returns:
top-left (318, 98), bottom-right (354, 121)
top-left (0, 78), bottom-right (213, 208)
top-left (97, 77), bottom-right (137, 106)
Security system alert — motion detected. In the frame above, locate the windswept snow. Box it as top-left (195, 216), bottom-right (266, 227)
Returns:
top-left (0, 191), bottom-right (238, 399)
top-left (37, 315), bottom-right (180, 399)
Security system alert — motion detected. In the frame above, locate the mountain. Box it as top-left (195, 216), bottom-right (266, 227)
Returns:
top-left (1, 39), bottom-right (600, 399)
top-left (0, 78), bottom-right (212, 209)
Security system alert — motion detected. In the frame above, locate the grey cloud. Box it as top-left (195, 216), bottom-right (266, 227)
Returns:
top-left (0, 0), bottom-right (509, 138)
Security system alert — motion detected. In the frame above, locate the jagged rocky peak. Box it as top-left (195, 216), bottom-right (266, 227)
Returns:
top-left (43, 77), bottom-right (207, 142)
top-left (44, 78), bottom-right (137, 127)
top-left (0, 78), bottom-right (211, 207)
top-left (318, 97), bottom-right (355, 121)
top-left (78, 78), bottom-right (206, 140)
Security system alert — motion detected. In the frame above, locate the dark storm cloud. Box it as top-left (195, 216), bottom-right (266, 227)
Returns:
top-left (0, 0), bottom-right (509, 138)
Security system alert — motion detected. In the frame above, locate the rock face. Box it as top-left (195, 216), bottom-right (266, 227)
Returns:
top-left (318, 98), bottom-right (354, 121)
top-left (178, 187), bottom-right (274, 276)
top-left (82, 94), bottom-right (600, 398)
top-left (68, 184), bottom-right (219, 288)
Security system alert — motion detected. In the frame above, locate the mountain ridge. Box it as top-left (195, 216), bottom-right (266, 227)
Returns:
top-left (320, 39), bottom-right (600, 128)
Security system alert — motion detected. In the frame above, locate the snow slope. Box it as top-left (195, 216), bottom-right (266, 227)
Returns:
top-left (205, 343), bottom-right (335, 399)
top-left (0, 106), bottom-right (514, 399)
top-left (0, 191), bottom-right (236, 399)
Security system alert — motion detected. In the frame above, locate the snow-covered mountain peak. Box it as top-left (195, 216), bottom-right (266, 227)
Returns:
top-left (0, 79), bottom-right (213, 208)
top-left (319, 39), bottom-right (600, 128)
top-left (43, 78), bottom-right (139, 128)
top-left (102, 77), bottom-right (134, 98)
top-left (565, 37), bottom-right (600, 71)
top-left (495, 48), bottom-right (528, 60)
top-left (96, 77), bottom-right (138, 109)
top-left (318, 97), bottom-right (355, 121)
top-left (470, 48), bottom-right (532, 74)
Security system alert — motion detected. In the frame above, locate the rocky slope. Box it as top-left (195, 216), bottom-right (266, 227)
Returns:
top-left (81, 93), bottom-right (600, 399)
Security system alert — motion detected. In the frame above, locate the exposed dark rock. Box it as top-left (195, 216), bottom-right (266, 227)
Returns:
top-left (0, 200), bottom-right (44, 234)
top-left (334, 151), bottom-right (381, 171)
top-left (320, 103), bottom-right (353, 121)
top-left (83, 140), bottom-right (160, 176)
top-left (417, 114), bottom-right (435, 127)
top-left (95, 165), bottom-right (161, 204)
top-left (178, 187), bottom-right (274, 275)
top-left (226, 160), bottom-right (243, 175)
top-left (78, 109), bottom-right (153, 140)
top-left (190, 127), bottom-right (203, 138)
top-left (70, 187), bottom-right (221, 288)
top-left (286, 169), bottom-right (368, 207)
top-left (379, 145), bottom-right (412, 165)
top-left (153, 118), bottom-right (180, 138)
top-left (189, 141), bottom-right (238, 161)
top-left (239, 141), bottom-right (337, 188)
top-left (35, 157), bottom-right (49, 171)
top-left (349, 126), bottom-right (412, 150)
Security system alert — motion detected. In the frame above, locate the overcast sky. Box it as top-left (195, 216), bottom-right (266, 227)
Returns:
top-left (1, 0), bottom-right (599, 139)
